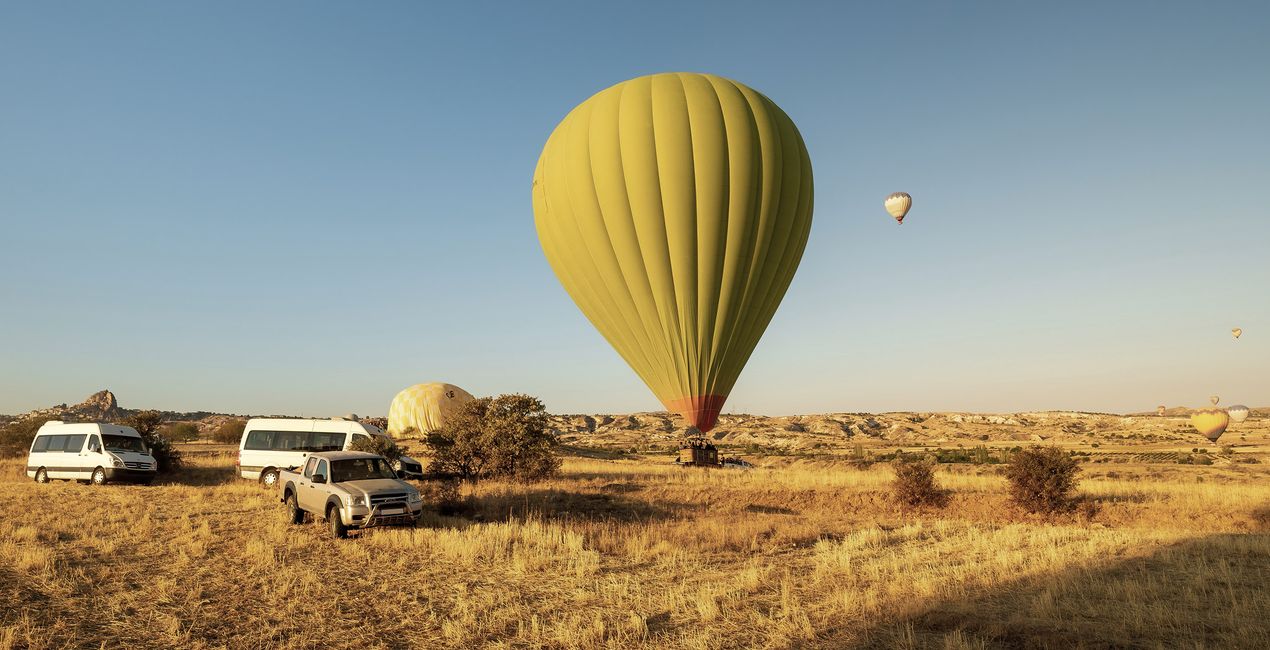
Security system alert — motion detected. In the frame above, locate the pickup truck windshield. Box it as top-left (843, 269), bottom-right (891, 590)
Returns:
top-left (102, 434), bottom-right (146, 453)
top-left (331, 458), bottom-right (396, 483)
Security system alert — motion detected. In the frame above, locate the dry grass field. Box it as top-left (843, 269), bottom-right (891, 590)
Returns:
top-left (2, 443), bottom-right (1268, 649)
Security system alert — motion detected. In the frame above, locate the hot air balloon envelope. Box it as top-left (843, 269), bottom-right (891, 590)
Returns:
top-left (532, 72), bottom-right (814, 433)
top-left (388, 383), bottom-right (475, 438)
top-left (1232, 328), bottom-right (1242, 339)
top-left (1190, 408), bottom-right (1230, 442)
top-left (884, 192), bottom-right (912, 224)
top-left (1228, 405), bottom-right (1250, 424)
top-left (1156, 405), bottom-right (1167, 417)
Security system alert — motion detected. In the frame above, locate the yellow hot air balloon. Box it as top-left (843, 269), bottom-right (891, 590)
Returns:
top-left (1228, 405), bottom-right (1249, 424)
top-left (1232, 328), bottom-right (1242, 339)
top-left (387, 383), bottom-right (475, 438)
top-left (884, 192), bottom-right (912, 224)
top-left (1190, 408), bottom-right (1229, 442)
top-left (533, 73), bottom-right (813, 433)
top-left (1210, 395), bottom-right (1220, 406)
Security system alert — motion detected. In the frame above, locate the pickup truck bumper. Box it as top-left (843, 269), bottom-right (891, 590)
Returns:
top-left (350, 503), bottom-right (423, 528)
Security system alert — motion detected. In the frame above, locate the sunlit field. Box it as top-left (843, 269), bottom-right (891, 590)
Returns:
top-left (2, 446), bottom-right (1268, 649)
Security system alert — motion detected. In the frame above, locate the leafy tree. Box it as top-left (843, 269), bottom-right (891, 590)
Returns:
top-left (211, 420), bottom-right (246, 445)
top-left (161, 422), bottom-right (200, 443)
top-left (425, 394), bottom-right (559, 482)
top-left (0, 417), bottom-right (57, 457)
top-left (348, 434), bottom-right (403, 464)
top-left (122, 410), bottom-right (183, 474)
top-left (1004, 446), bottom-right (1080, 513)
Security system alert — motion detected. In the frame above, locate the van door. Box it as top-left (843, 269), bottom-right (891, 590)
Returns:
top-left (65, 434), bottom-right (90, 479)
top-left (295, 456), bottom-right (318, 511)
top-left (43, 435), bottom-right (71, 479)
top-left (28, 435), bottom-right (52, 479)
top-left (305, 459), bottom-right (330, 513)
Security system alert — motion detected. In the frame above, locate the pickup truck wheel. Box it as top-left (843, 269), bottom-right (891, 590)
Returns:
top-left (327, 505), bottom-right (348, 539)
top-left (91, 467), bottom-right (108, 486)
top-left (261, 469), bottom-right (279, 488)
top-left (286, 492), bottom-right (305, 525)
top-left (34, 468), bottom-right (48, 484)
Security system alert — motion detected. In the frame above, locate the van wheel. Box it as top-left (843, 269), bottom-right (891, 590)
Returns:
top-left (34, 468), bottom-right (48, 484)
top-left (91, 468), bottom-right (107, 486)
top-left (261, 469), bottom-right (279, 488)
top-left (327, 505), bottom-right (348, 539)
top-left (286, 492), bottom-right (305, 525)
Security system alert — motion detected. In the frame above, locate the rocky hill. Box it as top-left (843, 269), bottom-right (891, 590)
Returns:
top-left (4, 390), bottom-right (1264, 451)
top-left (546, 409), bottom-right (1267, 452)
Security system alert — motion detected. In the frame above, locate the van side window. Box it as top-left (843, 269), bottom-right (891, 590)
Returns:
top-left (44, 435), bottom-right (67, 453)
top-left (303, 457), bottom-right (319, 479)
top-left (88, 435), bottom-right (102, 452)
top-left (31, 436), bottom-right (50, 452)
top-left (310, 432), bottom-right (346, 451)
top-left (64, 434), bottom-right (87, 453)
top-left (243, 430), bottom-right (275, 450)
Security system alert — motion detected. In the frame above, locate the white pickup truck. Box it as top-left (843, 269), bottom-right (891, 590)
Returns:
top-left (278, 451), bottom-right (423, 538)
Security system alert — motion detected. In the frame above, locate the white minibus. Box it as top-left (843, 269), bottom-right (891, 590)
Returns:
top-left (237, 418), bottom-right (423, 487)
top-left (27, 421), bottom-right (158, 485)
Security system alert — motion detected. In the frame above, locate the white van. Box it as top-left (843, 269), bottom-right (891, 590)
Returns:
top-left (237, 418), bottom-right (424, 487)
top-left (26, 421), bottom-right (158, 485)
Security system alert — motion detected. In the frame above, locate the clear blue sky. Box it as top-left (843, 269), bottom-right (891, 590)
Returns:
top-left (2, 1), bottom-right (1267, 417)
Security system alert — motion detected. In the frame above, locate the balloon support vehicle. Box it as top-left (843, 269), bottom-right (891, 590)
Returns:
top-left (278, 451), bottom-right (423, 539)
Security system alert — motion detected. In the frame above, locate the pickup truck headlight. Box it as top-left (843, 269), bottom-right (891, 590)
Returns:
top-left (407, 491), bottom-right (422, 504)
top-left (350, 496), bottom-right (366, 507)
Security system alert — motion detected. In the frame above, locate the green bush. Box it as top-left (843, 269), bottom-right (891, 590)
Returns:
top-left (425, 394), bottom-right (559, 482)
top-left (0, 417), bottom-right (57, 457)
top-left (161, 422), bottom-right (200, 443)
top-left (892, 459), bottom-right (949, 507)
top-left (1004, 447), bottom-right (1080, 513)
top-left (122, 411), bottom-right (183, 474)
top-left (347, 434), bottom-right (403, 464)
top-left (211, 420), bottom-right (246, 445)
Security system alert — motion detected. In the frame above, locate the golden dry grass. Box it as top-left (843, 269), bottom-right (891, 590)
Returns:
top-left (1, 451), bottom-right (1267, 649)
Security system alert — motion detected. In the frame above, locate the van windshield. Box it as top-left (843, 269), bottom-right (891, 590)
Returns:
top-left (330, 458), bottom-right (396, 483)
top-left (102, 434), bottom-right (146, 453)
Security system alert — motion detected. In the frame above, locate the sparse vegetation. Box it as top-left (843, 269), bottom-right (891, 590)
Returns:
top-left (891, 459), bottom-right (949, 507)
top-left (425, 394), bottom-right (560, 482)
top-left (1004, 446), bottom-right (1081, 513)
top-left (0, 451), bottom-right (1266, 648)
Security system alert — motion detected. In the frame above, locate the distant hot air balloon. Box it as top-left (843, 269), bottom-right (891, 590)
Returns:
top-left (1228, 405), bottom-right (1249, 424)
top-left (387, 383), bottom-right (474, 438)
top-left (1190, 408), bottom-right (1230, 442)
top-left (1157, 405), bottom-right (1167, 417)
top-left (533, 73), bottom-right (814, 433)
top-left (1210, 395), bottom-right (1220, 406)
top-left (1232, 328), bottom-right (1242, 339)
top-left (884, 192), bottom-right (912, 224)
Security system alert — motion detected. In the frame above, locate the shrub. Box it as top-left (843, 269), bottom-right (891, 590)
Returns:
top-left (891, 460), bottom-right (949, 507)
top-left (122, 410), bottom-right (183, 474)
top-left (425, 394), bottom-right (559, 482)
top-left (1004, 447), bottom-right (1080, 513)
top-left (211, 420), bottom-right (246, 444)
top-left (347, 434), bottom-right (403, 464)
top-left (0, 417), bottom-right (56, 457)
top-left (161, 422), bottom-right (200, 443)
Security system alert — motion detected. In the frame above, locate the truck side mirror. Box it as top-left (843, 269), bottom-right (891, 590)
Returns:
top-left (312, 474), bottom-right (326, 484)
